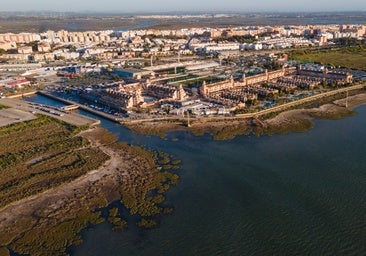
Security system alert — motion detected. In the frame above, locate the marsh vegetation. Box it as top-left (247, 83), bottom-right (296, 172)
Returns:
top-left (0, 116), bottom-right (180, 256)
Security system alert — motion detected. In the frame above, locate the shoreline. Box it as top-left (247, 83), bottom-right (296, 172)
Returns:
top-left (0, 128), bottom-right (128, 255)
top-left (0, 127), bottom-right (179, 256)
top-left (124, 92), bottom-right (366, 140)
top-left (28, 83), bottom-right (365, 130)
top-left (1, 88), bottom-right (366, 255)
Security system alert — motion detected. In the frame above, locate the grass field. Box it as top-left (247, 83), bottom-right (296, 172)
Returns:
top-left (290, 46), bottom-right (366, 70)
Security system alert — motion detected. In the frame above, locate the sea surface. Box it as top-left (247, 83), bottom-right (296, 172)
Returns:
top-left (28, 95), bottom-right (366, 256)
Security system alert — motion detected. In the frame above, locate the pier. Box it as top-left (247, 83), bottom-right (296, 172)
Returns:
top-left (37, 91), bottom-right (123, 123)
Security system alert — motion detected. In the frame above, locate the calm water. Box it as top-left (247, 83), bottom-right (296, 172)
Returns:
top-left (113, 21), bottom-right (155, 32)
top-left (28, 95), bottom-right (366, 255)
top-left (63, 21), bottom-right (155, 31)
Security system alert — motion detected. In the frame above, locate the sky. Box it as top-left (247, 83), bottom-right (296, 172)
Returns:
top-left (1, 0), bottom-right (365, 13)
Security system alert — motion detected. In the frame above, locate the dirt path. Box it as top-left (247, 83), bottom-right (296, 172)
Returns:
top-left (0, 128), bottom-right (127, 244)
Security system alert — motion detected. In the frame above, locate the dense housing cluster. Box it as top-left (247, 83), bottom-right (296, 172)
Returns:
top-left (0, 21), bottom-right (362, 117)
top-left (200, 67), bottom-right (353, 107)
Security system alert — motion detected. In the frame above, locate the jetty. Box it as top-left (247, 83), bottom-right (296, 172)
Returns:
top-left (38, 91), bottom-right (123, 123)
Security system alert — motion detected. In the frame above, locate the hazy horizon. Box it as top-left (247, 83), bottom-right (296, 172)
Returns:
top-left (1, 10), bottom-right (366, 15)
top-left (1, 0), bottom-right (365, 13)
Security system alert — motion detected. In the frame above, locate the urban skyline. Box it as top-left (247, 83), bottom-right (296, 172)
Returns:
top-left (1, 0), bottom-right (366, 13)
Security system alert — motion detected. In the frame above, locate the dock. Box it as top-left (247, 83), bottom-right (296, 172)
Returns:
top-left (0, 97), bottom-right (100, 127)
top-left (37, 91), bottom-right (123, 123)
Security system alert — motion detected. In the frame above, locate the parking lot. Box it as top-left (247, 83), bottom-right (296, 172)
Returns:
top-left (0, 108), bottom-right (36, 127)
top-left (0, 98), bottom-right (100, 127)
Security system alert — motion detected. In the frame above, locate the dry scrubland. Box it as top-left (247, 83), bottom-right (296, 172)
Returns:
top-left (0, 115), bottom-right (179, 256)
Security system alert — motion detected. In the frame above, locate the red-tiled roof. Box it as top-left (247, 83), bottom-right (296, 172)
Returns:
top-left (7, 79), bottom-right (29, 86)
